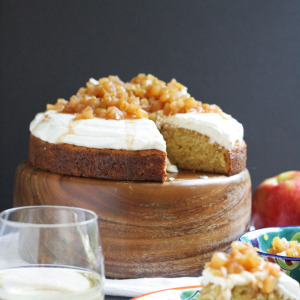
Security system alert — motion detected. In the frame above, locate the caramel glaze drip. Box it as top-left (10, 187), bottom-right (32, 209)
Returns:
top-left (56, 120), bottom-right (78, 144)
top-left (124, 120), bottom-right (136, 150)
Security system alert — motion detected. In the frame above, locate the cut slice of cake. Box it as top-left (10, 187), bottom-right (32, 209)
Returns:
top-left (198, 241), bottom-right (300, 300)
top-left (28, 74), bottom-right (246, 181)
top-left (156, 111), bottom-right (246, 176)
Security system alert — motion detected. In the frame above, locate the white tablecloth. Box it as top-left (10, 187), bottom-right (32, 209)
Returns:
top-left (105, 276), bottom-right (202, 298)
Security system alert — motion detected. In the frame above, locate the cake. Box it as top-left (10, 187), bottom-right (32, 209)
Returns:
top-left (156, 112), bottom-right (246, 176)
top-left (28, 74), bottom-right (246, 181)
top-left (198, 241), bottom-right (300, 300)
top-left (14, 74), bottom-right (251, 278)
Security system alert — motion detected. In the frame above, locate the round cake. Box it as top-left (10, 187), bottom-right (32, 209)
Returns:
top-left (14, 162), bottom-right (251, 278)
top-left (28, 74), bottom-right (247, 181)
top-left (14, 73), bottom-right (251, 278)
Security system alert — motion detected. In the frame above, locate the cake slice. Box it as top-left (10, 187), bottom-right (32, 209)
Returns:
top-left (198, 241), bottom-right (300, 300)
top-left (156, 111), bottom-right (246, 176)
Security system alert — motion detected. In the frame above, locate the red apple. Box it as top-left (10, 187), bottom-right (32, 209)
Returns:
top-left (252, 171), bottom-right (300, 228)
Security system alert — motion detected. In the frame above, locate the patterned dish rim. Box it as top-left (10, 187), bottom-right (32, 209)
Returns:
top-left (239, 226), bottom-right (300, 261)
top-left (130, 285), bottom-right (203, 299)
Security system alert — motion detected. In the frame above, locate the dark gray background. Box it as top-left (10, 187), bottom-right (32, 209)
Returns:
top-left (1, 0), bottom-right (300, 210)
top-left (1, 1), bottom-right (300, 299)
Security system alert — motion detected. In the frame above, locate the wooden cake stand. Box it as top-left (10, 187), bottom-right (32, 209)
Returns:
top-left (14, 161), bottom-right (251, 278)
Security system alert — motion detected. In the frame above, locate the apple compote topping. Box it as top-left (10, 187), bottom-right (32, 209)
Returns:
top-left (268, 236), bottom-right (300, 258)
top-left (206, 241), bottom-right (281, 293)
top-left (47, 74), bottom-right (223, 120)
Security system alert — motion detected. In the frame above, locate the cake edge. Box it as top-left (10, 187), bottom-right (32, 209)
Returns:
top-left (28, 134), bottom-right (168, 182)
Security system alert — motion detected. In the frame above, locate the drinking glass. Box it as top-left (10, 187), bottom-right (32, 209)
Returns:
top-left (0, 205), bottom-right (105, 299)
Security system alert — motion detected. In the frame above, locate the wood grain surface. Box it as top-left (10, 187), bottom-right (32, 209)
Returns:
top-left (14, 161), bottom-right (251, 279)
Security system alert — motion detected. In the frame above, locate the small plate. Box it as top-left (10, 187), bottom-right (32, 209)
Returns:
top-left (130, 286), bottom-right (202, 300)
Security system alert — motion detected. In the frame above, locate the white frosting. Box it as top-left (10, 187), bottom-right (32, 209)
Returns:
top-left (166, 158), bottom-right (178, 173)
top-left (30, 111), bottom-right (166, 152)
top-left (277, 273), bottom-right (300, 300)
top-left (30, 109), bottom-right (244, 154)
top-left (156, 111), bottom-right (244, 150)
top-left (202, 268), bottom-right (300, 300)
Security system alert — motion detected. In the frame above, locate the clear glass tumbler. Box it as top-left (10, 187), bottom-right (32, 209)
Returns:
top-left (0, 205), bottom-right (105, 300)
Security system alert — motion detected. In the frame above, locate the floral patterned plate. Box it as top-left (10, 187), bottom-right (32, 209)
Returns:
top-left (239, 226), bottom-right (300, 283)
top-left (130, 286), bottom-right (202, 300)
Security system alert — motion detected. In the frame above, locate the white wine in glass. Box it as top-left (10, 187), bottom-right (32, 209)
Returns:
top-left (0, 206), bottom-right (105, 300)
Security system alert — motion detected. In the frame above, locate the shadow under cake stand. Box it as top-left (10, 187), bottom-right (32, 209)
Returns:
top-left (14, 161), bottom-right (251, 279)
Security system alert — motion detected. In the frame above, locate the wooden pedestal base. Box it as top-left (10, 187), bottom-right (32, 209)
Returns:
top-left (14, 161), bottom-right (251, 278)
